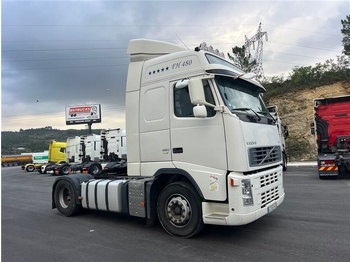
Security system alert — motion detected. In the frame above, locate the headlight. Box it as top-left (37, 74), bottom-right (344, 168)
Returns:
top-left (242, 179), bottom-right (253, 206)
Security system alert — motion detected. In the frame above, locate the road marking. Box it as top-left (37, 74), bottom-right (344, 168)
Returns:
top-left (284, 173), bottom-right (310, 177)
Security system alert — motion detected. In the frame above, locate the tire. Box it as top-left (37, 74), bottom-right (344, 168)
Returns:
top-left (26, 164), bottom-right (35, 172)
top-left (282, 152), bottom-right (287, 171)
top-left (39, 164), bottom-right (48, 174)
top-left (157, 181), bottom-right (204, 238)
top-left (88, 163), bottom-right (102, 176)
top-left (59, 164), bottom-right (71, 176)
top-left (36, 165), bottom-right (46, 174)
top-left (54, 180), bottom-right (81, 216)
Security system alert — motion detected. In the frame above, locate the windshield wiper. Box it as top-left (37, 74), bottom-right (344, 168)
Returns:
top-left (257, 110), bottom-right (277, 124)
top-left (233, 108), bottom-right (261, 121)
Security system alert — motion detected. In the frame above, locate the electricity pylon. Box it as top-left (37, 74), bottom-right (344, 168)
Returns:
top-left (244, 23), bottom-right (268, 79)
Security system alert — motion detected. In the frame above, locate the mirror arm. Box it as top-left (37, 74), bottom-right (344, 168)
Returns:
top-left (214, 105), bottom-right (226, 112)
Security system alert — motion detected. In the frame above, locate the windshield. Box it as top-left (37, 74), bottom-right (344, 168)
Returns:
top-left (215, 75), bottom-right (268, 114)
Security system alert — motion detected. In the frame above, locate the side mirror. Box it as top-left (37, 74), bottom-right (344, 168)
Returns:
top-left (193, 105), bottom-right (207, 118)
top-left (188, 78), bottom-right (206, 105)
top-left (310, 122), bottom-right (315, 135)
top-left (188, 78), bottom-right (215, 108)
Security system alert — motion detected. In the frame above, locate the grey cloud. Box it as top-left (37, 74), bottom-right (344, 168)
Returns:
top-left (2, 0), bottom-right (349, 130)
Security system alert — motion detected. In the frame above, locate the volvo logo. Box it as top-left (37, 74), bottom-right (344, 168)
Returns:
top-left (246, 141), bottom-right (257, 145)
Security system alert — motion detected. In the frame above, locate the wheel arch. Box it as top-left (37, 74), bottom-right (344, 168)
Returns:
top-left (52, 173), bottom-right (94, 209)
top-left (153, 168), bottom-right (204, 199)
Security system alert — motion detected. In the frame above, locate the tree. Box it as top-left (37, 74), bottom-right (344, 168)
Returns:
top-left (341, 15), bottom-right (350, 55)
top-left (227, 46), bottom-right (256, 72)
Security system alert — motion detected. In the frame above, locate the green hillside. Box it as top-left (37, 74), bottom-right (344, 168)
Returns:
top-left (1, 127), bottom-right (102, 155)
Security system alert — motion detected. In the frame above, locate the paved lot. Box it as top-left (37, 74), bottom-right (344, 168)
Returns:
top-left (2, 165), bottom-right (350, 262)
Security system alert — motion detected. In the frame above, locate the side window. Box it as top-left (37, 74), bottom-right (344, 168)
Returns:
top-left (174, 85), bottom-right (194, 117)
top-left (203, 80), bottom-right (216, 117)
top-left (174, 80), bottom-right (216, 117)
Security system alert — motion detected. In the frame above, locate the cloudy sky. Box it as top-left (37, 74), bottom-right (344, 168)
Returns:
top-left (1, 0), bottom-right (348, 132)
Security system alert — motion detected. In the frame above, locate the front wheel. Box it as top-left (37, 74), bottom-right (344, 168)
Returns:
top-left (54, 180), bottom-right (81, 216)
top-left (26, 164), bottom-right (35, 172)
top-left (157, 182), bottom-right (203, 238)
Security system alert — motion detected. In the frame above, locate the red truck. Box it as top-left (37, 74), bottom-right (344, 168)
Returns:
top-left (312, 95), bottom-right (350, 179)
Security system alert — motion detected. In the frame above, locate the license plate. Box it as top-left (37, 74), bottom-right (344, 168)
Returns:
top-left (267, 202), bottom-right (277, 213)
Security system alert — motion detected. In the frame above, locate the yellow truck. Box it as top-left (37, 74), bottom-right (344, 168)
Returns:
top-left (22, 140), bottom-right (66, 172)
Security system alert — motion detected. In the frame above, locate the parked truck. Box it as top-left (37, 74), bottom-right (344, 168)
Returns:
top-left (311, 95), bottom-right (350, 179)
top-left (66, 136), bottom-right (81, 163)
top-left (82, 128), bottom-right (127, 176)
top-left (22, 151), bottom-right (49, 172)
top-left (54, 130), bottom-right (127, 176)
top-left (50, 134), bottom-right (101, 176)
top-left (52, 39), bottom-right (285, 238)
top-left (2, 154), bottom-right (32, 167)
top-left (267, 105), bottom-right (289, 170)
top-left (47, 136), bottom-right (81, 175)
top-left (23, 140), bottom-right (66, 172)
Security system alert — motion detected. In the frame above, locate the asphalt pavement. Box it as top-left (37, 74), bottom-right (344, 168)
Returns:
top-left (1, 164), bottom-right (350, 262)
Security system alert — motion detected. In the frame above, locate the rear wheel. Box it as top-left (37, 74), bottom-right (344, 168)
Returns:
top-left (88, 163), bottom-right (102, 176)
top-left (59, 164), bottom-right (71, 176)
top-left (157, 181), bottom-right (203, 238)
top-left (26, 164), bottom-right (35, 172)
top-left (54, 180), bottom-right (81, 216)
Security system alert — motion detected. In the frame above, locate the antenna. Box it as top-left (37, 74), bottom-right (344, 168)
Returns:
top-left (244, 23), bottom-right (268, 79)
top-left (176, 34), bottom-right (190, 50)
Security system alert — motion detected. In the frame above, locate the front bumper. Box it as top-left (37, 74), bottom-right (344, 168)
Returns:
top-left (202, 165), bottom-right (284, 226)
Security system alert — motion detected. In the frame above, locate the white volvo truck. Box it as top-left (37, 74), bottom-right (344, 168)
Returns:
top-left (52, 39), bottom-right (285, 238)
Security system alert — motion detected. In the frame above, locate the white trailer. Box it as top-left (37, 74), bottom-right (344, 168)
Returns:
top-left (52, 39), bottom-right (285, 238)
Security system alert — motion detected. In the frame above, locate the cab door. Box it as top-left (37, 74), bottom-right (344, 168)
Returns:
top-left (170, 79), bottom-right (227, 200)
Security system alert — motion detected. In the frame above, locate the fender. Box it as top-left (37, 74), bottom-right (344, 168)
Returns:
top-left (52, 173), bottom-right (94, 208)
top-left (153, 168), bottom-right (204, 199)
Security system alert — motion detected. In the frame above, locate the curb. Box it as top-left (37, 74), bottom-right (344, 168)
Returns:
top-left (288, 162), bottom-right (317, 166)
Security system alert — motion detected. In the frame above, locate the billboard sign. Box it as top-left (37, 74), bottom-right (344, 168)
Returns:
top-left (65, 104), bottom-right (101, 125)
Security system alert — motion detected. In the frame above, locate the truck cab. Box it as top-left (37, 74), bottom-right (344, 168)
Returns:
top-left (39, 141), bottom-right (66, 174)
top-left (312, 95), bottom-right (350, 178)
top-left (125, 39), bottom-right (284, 231)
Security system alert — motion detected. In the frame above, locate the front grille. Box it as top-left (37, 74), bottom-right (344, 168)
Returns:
top-left (261, 186), bottom-right (279, 208)
top-left (249, 146), bottom-right (282, 167)
top-left (260, 172), bottom-right (279, 187)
